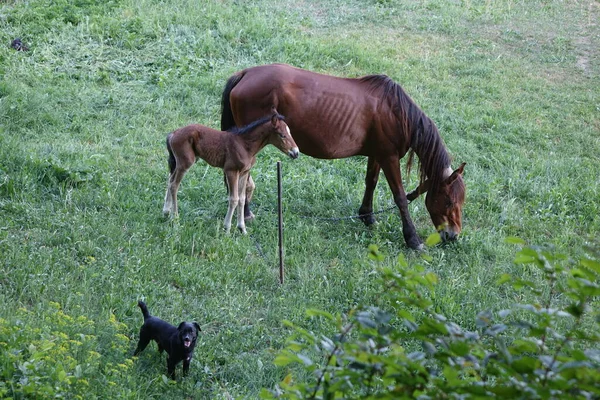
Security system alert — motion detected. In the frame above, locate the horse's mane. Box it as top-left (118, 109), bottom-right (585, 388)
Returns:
top-left (227, 114), bottom-right (285, 136)
top-left (359, 75), bottom-right (451, 189)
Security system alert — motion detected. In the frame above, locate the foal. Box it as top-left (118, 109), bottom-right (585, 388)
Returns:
top-left (163, 113), bottom-right (299, 234)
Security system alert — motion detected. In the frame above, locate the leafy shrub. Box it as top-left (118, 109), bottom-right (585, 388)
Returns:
top-left (263, 237), bottom-right (600, 399)
top-left (0, 302), bottom-right (135, 399)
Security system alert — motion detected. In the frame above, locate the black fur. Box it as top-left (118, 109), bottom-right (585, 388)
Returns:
top-left (134, 301), bottom-right (201, 380)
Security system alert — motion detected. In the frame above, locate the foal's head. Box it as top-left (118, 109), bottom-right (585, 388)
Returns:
top-left (424, 163), bottom-right (466, 242)
top-left (266, 114), bottom-right (299, 159)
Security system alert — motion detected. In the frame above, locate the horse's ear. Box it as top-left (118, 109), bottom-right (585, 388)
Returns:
top-left (447, 162), bottom-right (466, 184)
top-left (271, 113), bottom-right (279, 127)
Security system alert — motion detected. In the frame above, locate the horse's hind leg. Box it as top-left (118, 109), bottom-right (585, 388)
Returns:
top-left (379, 157), bottom-right (423, 250)
top-left (358, 156), bottom-right (380, 226)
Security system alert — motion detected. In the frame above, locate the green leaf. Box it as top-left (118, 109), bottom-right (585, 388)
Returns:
top-left (449, 340), bottom-right (470, 357)
top-left (580, 258), bottom-right (600, 274)
top-left (57, 370), bottom-right (67, 382)
top-left (505, 236), bottom-right (526, 245)
top-left (443, 365), bottom-right (461, 386)
top-left (306, 309), bottom-right (334, 321)
top-left (425, 232), bottom-right (441, 247)
top-left (425, 272), bottom-right (438, 285)
top-left (496, 273), bottom-right (512, 285)
top-left (511, 356), bottom-right (540, 374)
top-left (513, 254), bottom-right (536, 264)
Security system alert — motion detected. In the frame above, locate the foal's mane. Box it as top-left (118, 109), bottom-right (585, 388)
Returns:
top-left (228, 113), bottom-right (285, 136)
top-left (359, 75), bottom-right (451, 189)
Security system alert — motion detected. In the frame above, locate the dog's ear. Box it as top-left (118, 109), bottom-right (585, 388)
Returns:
top-left (177, 322), bottom-right (186, 331)
top-left (193, 322), bottom-right (201, 332)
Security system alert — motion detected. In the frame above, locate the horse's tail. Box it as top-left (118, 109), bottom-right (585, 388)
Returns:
top-left (220, 71), bottom-right (245, 131)
top-left (166, 133), bottom-right (176, 174)
top-left (137, 301), bottom-right (151, 320)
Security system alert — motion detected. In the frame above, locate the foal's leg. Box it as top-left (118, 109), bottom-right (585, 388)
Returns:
top-left (236, 172), bottom-right (249, 234)
top-left (165, 151), bottom-right (195, 218)
top-left (379, 157), bottom-right (423, 250)
top-left (244, 175), bottom-right (256, 221)
top-left (358, 156), bottom-right (380, 226)
top-left (163, 173), bottom-right (175, 216)
top-left (168, 167), bottom-right (189, 218)
top-left (224, 170), bottom-right (240, 233)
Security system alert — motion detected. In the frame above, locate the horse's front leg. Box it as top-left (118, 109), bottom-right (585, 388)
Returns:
top-left (358, 156), bottom-right (380, 226)
top-left (224, 170), bottom-right (239, 233)
top-left (236, 172), bottom-right (249, 234)
top-left (379, 157), bottom-right (423, 250)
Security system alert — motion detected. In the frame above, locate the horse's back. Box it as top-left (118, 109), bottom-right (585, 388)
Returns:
top-left (229, 64), bottom-right (383, 159)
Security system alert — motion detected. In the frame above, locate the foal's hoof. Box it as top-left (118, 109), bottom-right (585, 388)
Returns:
top-left (244, 211), bottom-right (255, 222)
top-left (238, 226), bottom-right (248, 235)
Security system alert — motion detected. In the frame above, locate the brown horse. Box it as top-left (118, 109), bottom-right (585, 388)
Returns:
top-left (163, 113), bottom-right (299, 234)
top-left (221, 64), bottom-right (465, 249)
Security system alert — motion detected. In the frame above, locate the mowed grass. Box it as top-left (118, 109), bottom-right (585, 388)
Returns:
top-left (1, 0), bottom-right (598, 398)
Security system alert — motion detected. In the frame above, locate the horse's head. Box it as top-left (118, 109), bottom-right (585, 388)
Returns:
top-left (413, 163), bottom-right (465, 242)
top-left (269, 113), bottom-right (299, 159)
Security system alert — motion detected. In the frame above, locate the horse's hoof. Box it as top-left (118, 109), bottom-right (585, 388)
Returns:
top-left (359, 214), bottom-right (377, 226)
top-left (244, 212), bottom-right (255, 222)
top-left (238, 227), bottom-right (247, 235)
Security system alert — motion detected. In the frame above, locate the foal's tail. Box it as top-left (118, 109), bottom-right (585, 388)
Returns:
top-left (137, 301), bottom-right (151, 320)
top-left (220, 71), bottom-right (245, 131)
top-left (166, 133), bottom-right (176, 175)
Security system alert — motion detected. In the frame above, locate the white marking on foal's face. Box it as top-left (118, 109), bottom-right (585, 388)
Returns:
top-left (285, 125), bottom-right (291, 137)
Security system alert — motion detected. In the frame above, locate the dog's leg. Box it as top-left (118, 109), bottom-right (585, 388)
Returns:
top-left (167, 357), bottom-right (177, 380)
top-left (183, 358), bottom-right (191, 376)
top-left (133, 330), bottom-right (151, 356)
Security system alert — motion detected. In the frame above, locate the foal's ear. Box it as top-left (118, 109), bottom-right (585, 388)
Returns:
top-left (271, 113), bottom-right (279, 127)
top-left (447, 162), bottom-right (466, 184)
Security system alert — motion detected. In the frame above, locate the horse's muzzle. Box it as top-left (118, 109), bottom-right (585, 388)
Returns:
top-left (440, 230), bottom-right (458, 242)
top-left (288, 148), bottom-right (299, 159)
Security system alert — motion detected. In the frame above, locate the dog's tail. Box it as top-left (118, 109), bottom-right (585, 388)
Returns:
top-left (166, 133), bottom-right (176, 175)
top-left (138, 301), bottom-right (151, 320)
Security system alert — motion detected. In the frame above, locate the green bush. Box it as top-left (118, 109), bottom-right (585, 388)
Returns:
top-left (263, 237), bottom-right (600, 399)
top-left (0, 302), bottom-right (135, 399)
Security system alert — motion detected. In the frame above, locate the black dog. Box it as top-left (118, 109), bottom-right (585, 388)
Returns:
top-left (134, 301), bottom-right (201, 379)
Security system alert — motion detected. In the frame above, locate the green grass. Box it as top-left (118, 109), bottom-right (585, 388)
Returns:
top-left (1, 0), bottom-right (598, 398)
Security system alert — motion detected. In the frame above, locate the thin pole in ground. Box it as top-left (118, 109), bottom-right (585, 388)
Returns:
top-left (277, 161), bottom-right (284, 285)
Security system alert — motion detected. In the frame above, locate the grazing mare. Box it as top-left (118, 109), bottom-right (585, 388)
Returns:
top-left (221, 64), bottom-right (465, 249)
top-left (163, 113), bottom-right (299, 234)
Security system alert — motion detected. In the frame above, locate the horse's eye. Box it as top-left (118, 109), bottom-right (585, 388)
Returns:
top-left (446, 200), bottom-right (453, 209)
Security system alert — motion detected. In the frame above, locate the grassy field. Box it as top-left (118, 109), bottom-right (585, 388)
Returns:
top-left (1, 0), bottom-right (598, 398)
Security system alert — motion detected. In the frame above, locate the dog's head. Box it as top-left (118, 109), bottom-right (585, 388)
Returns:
top-left (177, 322), bottom-right (201, 350)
